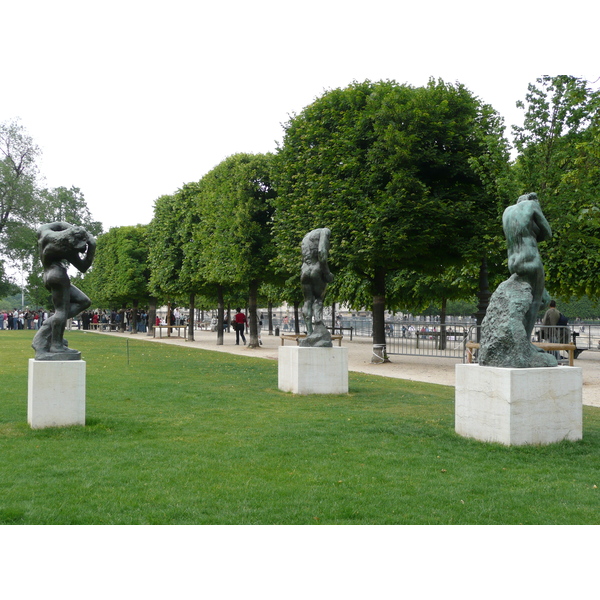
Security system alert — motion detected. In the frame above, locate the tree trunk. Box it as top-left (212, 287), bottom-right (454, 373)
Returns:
top-left (147, 297), bottom-right (157, 336)
top-left (120, 305), bottom-right (127, 332)
top-left (188, 292), bottom-right (195, 341)
top-left (371, 268), bottom-right (389, 363)
top-left (217, 285), bottom-right (224, 345)
top-left (268, 301), bottom-right (273, 335)
top-left (247, 280), bottom-right (260, 348)
top-left (439, 296), bottom-right (447, 350)
top-left (293, 302), bottom-right (300, 334)
top-left (131, 300), bottom-right (139, 334)
top-left (331, 302), bottom-right (336, 333)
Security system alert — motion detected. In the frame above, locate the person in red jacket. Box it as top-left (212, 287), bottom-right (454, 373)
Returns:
top-left (234, 308), bottom-right (247, 345)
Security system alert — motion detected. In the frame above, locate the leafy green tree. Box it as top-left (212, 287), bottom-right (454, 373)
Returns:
top-left (273, 79), bottom-right (511, 359)
top-left (0, 120), bottom-right (40, 246)
top-left (82, 225), bottom-right (151, 332)
top-left (0, 267), bottom-right (19, 303)
top-left (190, 153), bottom-right (277, 348)
top-left (512, 75), bottom-right (600, 298)
top-left (148, 185), bottom-right (212, 340)
top-left (0, 119), bottom-right (41, 298)
top-left (38, 186), bottom-right (103, 237)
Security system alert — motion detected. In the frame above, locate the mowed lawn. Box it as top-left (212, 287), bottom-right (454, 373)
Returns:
top-left (1, 330), bottom-right (600, 525)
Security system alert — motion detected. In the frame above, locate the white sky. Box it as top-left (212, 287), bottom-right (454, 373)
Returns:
top-left (2, 0), bottom-right (598, 232)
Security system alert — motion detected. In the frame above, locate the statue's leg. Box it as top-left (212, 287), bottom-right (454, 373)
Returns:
top-left (49, 283), bottom-right (71, 353)
top-left (32, 317), bottom-right (53, 354)
top-left (515, 264), bottom-right (544, 341)
top-left (302, 284), bottom-right (314, 335)
top-left (69, 285), bottom-right (91, 318)
top-left (313, 296), bottom-right (324, 325)
top-left (312, 277), bottom-right (328, 326)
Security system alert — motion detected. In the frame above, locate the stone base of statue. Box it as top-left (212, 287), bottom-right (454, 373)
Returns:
top-left (455, 364), bottom-right (582, 446)
top-left (299, 322), bottom-right (333, 347)
top-left (28, 359), bottom-right (86, 429)
top-left (278, 346), bottom-right (348, 394)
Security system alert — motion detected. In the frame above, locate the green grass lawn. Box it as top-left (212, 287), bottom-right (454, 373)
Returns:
top-left (1, 330), bottom-right (600, 524)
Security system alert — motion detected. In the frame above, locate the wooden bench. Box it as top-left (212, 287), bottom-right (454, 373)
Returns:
top-left (153, 325), bottom-right (188, 339)
top-left (280, 333), bottom-right (343, 346)
top-left (465, 341), bottom-right (576, 366)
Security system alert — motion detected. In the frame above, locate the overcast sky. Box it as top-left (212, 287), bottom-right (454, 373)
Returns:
top-left (2, 0), bottom-right (598, 232)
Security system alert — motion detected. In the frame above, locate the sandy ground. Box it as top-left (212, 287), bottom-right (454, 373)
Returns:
top-left (91, 327), bottom-right (600, 408)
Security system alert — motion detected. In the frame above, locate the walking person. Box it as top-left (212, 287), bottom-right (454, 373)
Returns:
top-left (234, 308), bottom-right (247, 345)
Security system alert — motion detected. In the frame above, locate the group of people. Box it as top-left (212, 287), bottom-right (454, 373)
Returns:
top-left (0, 309), bottom-right (47, 330)
top-left (78, 309), bottom-right (150, 332)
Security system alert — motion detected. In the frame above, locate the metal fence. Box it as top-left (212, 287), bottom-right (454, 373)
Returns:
top-left (381, 320), bottom-right (600, 361)
top-left (383, 321), bottom-right (479, 359)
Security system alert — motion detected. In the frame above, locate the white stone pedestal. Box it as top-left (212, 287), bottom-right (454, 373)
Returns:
top-left (28, 360), bottom-right (86, 429)
top-left (455, 363), bottom-right (582, 446)
top-left (278, 346), bottom-right (348, 394)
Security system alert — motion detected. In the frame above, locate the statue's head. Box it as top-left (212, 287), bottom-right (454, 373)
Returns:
top-left (517, 192), bottom-right (539, 204)
top-left (69, 227), bottom-right (89, 252)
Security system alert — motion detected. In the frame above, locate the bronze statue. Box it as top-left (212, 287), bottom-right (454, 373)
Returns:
top-left (32, 222), bottom-right (96, 360)
top-left (479, 193), bottom-right (556, 368)
top-left (503, 192), bottom-right (552, 340)
top-left (300, 228), bottom-right (334, 347)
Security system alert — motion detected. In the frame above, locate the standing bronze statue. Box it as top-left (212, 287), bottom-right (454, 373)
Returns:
top-left (479, 193), bottom-right (556, 367)
top-left (503, 192), bottom-right (553, 340)
top-left (300, 228), bottom-right (334, 347)
top-left (32, 222), bottom-right (96, 361)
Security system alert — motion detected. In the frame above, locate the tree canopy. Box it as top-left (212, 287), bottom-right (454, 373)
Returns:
top-left (512, 75), bottom-right (600, 299)
top-left (82, 225), bottom-right (151, 319)
top-left (188, 153), bottom-right (278, 346)
top-left (273, 79), bottom-right (511, 354)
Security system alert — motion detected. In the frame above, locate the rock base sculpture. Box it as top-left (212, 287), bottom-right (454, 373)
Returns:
top-left (479, 275), bottom-right (557, 368)
top-left (32, 337), bottom-right (81, 361)
top-left (299, 322), bottom-right (332, 348)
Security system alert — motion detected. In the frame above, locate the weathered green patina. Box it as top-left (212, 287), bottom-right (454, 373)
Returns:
top-left (479, 193), bottom-right (557, 368)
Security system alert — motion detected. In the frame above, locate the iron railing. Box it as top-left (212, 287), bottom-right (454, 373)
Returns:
top-left (384, 321), bottom-right (478, 359)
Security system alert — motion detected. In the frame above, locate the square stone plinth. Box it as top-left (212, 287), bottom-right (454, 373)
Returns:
top-left (455, 363), bottom-right (582, 446)
top-left (278, 346), bottom-right (348, 394)
top-left (28, 359), bottom-right (86, 429)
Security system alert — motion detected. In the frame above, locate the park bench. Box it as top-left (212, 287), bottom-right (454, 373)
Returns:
top-left (153, 325), bottom-right (188, 340)
top-left (280, 333), bottom-right (343, 346)
top-left (465, 341), bottom-right (577, 366)
top-left (331, 326), bottom-right (353, 341)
